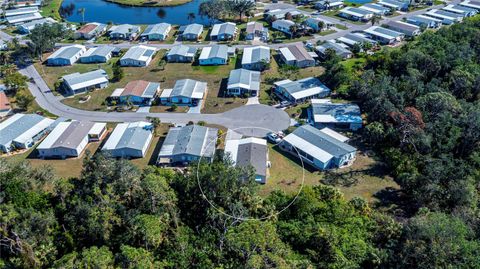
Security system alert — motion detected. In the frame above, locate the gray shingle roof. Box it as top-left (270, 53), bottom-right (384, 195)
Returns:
top-left (51, 121), bottom-right (95, 149)
top-left (236, 140), bottom-right (267, 177)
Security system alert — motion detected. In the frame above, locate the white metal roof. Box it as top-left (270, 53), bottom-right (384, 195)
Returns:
top-left (283, 132), bottom-right (333, 163)
top-left (320, 127), bottom-right (349, 142)
top-left (14, 117), bottom-right (54, 144)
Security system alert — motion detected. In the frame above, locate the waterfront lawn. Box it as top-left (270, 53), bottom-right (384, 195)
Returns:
top-left (40, 0), bottom-right (63, 20)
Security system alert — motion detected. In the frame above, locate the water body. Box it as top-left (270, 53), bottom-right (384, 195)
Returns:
top-left (60, 0), bottom-right (210, 25)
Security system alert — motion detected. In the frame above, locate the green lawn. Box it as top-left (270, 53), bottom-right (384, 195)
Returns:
top-left (34, 49), bottom-right (245, 113)
top-left (318, 29), bottom-right (337, 36)
top-left (259, 52), bottom-right (326, 105)
top-left (40, 0), bottom-right (63, 21)
top-left (2, 123), bottom-right (172, 178)
top-left (260, 144), bottom-right (399, 202)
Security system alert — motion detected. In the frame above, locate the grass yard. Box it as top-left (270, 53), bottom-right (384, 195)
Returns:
top-left (40, 0), bottom-right (63, 20)
top-left (318, 29), bottom-right (337, 36)
top-left (3, 140), bottom-right (103, 179)
top-left (259, 52), bottom-right (325, 105)
top-left (259, 143), bottom-right (399, 202)
top-left (268, 29), bottom-right (314, 44)
top-left (37, 49), bottom-right (246, 114)
top-left (335, 24), bottom-right (349, 30)
top-left (149, 105), bottom-right (189, 113)
top-left (2, 123), bottom-right (172, 178)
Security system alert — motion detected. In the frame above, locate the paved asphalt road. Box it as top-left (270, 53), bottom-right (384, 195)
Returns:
top-left (1, 1), bottom-right (457, 136)
top-left (20, 64), bottom-right (291, 137)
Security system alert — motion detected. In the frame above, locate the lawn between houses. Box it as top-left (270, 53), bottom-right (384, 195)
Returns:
top-left (3, 123), bottom-right (172, 178)
top-left (260, 143), bottom-right (399, 202)
top-left (36, 50), bottom-right (246, 113)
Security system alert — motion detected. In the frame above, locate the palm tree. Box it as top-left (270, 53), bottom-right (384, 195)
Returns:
top-left (317, 21), bottom-right (325, 33)
top-left (289, 24), bottom-right (298, 39)
top-left (371, 14), bottom-right (380, 26)
top-left (324, 0), bottom-right (331, 10)
top-left (77, 8), bottom-right (86, 24)
top-left (187, 12), bottom-right (196, 23)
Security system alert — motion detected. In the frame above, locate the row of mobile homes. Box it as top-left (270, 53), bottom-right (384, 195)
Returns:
top-left (37, 121), bottom-right (106, 159)
top-left (442, 4), bottom-right (478, 17)
top-left (241, 46), bottom-right (270, 71)
top-left (6, 12), bottom-right (43, 24)
top-left (74, 22), bottom-right (108, 39)
top-left (315, 41), bottom-right (353, 59)
top-left (377, 0), bottom-right (409, 11)
top-left (4, 6), bottom-right (38, 17)
top-left (279, 43), bottom-right (315, 68)
top-left (314, 0), bottom-right (345, 11)
top-left (424, 9), bottom-right (464, 25)
top-left (265, 8), bottom-right (304, 20)
top-left (363, 26), bottom-right (404, 45)
top-left (166, 45), bottom-right (198, 63)
top-left (157, 125), bottom-right (218, 165)
top-left (62, 69), bottom-right (109, 95)
top-left (406, 15), bottom-right (442, 28)
top-left (79, 46), bottom-right (115, 63)
top-left (160, 79), bottom-right (207, 106)
top-left (0, 114), bottom-right (54, 153)
top-left (459, 0), bottom-right (480, 10)
top-left (274, 77), bottom-right (331, 103)
top-left (383, 20), bottom-right (421, 37)
top-left (224, 137), bottom-right (269, 183)
top-left (339, 7), bottom-right (374, 21)
top-left (47, 45), bottom-right (86, 66)
top-left (119, 45), bottom-right (157, 67)
top-left (336, 33), bottom-right (378, 48)
top-left (102, 121), bottom-right (153, 158)
top-left (308, 99), bottom-right (362, 131)
top-left (17, 17), bottom-right (56, 34)
top-left (280, 125), bottom-right (356, 170)
top-left (110, 80), bottom-right (160, 105)
top-left (226, 69), bottom-right (261, 97)
top-left (359, 3), bottom-right (391, 15)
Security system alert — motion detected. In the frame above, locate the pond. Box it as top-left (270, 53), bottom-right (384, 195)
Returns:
top-left (60, 0), bottom-right (210, 25)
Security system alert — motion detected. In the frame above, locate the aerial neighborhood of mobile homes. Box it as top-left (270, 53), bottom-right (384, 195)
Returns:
top-left (1, 0), bottom-right (480, 186)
